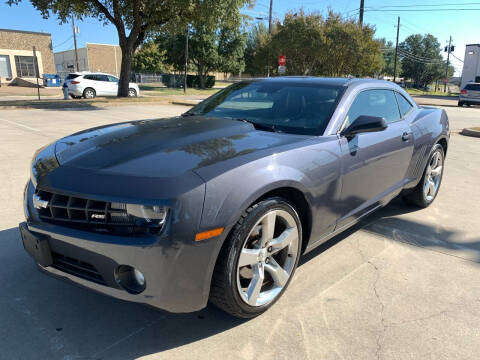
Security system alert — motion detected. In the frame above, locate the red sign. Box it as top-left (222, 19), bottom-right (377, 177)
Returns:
top-left (278, 55), bottom-right (286, 66)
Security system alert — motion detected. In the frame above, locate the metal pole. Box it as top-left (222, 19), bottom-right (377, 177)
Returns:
top-left (444, 36), bottom-right (452, 92)
top-left (72, 16), bottom-right (79, 72)
top-left (184, 25), bottom-right (189, 94)
top-left (393, 17), bottom-right (400, 82)
top-left (33, 46), bottom-right (40, 100)
top-left (359, 0), bottom-right (365, 27)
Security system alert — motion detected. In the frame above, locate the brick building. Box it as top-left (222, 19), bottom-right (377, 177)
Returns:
top-left (54, 43), bottom-right (122, 78)
top-left (0, 28), bottom-right (55, 84)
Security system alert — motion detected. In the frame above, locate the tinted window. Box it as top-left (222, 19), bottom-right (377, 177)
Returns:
top-left (395, 92), bottom-right (414, 117)
top-left (65, 74), bottom-right (80, 80)
top-left (346, 89), bottom-right (401, 126)
top-left (83, 75), bottom-right (95, 80)
top-left (465, 84), bottom-right (480, 91)
top-left (107, 75), bottom-right (118, 82)
top-left (96, 74), bottom-right (109, 82)
top-left (188, 81), bottom-right (344, 135)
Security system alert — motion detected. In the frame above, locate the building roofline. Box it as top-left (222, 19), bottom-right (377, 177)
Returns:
top-left (0, 28), bottom-right (51, 36)
top-left (466, 44), bottom-right (480, 47)
top-left (86, 42), bottom-right (120, 47)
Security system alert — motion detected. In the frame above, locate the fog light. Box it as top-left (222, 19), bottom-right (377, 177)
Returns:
top-left (115, 265), bottom-right (146, 294)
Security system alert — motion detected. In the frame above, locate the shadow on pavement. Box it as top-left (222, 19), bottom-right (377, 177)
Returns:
top-left (1, 198), bottom-right (478, 359)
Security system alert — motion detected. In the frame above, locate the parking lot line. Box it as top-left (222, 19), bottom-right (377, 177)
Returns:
top-left (0, 118), bottom-right (41, 132)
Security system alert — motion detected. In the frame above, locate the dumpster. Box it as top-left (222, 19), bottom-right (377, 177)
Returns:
top-left (43, 74), bottom-right (62, 87)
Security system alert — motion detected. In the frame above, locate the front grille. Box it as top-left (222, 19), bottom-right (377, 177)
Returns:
top-left (52, 251), bottom-right (107, 285)
top-left (35, 189), bottom-right (148, 235)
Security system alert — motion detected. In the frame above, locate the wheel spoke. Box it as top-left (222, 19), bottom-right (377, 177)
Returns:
top-left (423, 179), bottom-right (431, 196)
top-left (428, 179), bottom-right (435, 196)
top-left (260, 211), bottom-right (276, 247)
top-left (246, 263), bottom-right (264, 305)
top-left (431, 166), bottom-right (442, 177)
top-left (264, 258), bottom-right (290, 288)
top-left (238, 248), bottom-right (261, 267)
top-left (269, 227), bottom-right (298, 254)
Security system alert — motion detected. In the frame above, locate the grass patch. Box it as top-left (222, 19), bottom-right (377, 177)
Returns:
top-left (406, 88), bottom-right (459, 97)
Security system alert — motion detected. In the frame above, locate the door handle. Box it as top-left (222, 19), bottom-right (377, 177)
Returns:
top-left (402, 132), bottom-right (410, 141)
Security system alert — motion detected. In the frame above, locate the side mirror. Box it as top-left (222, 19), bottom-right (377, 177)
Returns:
top-left (341, 115), bottom-right (387, 139)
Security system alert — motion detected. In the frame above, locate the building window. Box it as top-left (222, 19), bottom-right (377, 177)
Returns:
top-left (14, 56), bottom-right (39, 77)
top-left (0, 55), bottom-right (12, 79)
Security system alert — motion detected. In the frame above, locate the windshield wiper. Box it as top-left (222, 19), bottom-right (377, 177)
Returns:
top-left (182, 111), bottom-right (198, 117)
top-left (235, 118), bottom-right (276, 132)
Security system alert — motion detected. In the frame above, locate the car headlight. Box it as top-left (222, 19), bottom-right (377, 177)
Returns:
top-left (125, 204), bottom-right (168, 225)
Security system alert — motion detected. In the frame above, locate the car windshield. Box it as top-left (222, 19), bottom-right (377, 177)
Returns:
top-left (187, 81), bottom-right (344, 135)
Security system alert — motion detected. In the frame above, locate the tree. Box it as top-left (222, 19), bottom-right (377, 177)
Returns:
top-left (132, 41), bottom-right (166, 73)
top-left (399, 34), bottom-right (445, 88)
top-left (244, 22), bottom-right (269, 76)
top-left (247, 10), bottom-right (383, 77)
top-left (8, 0), bottom-right (250, 96)
top-left (378, 38), bottom-right (401, 78)
top-left (158, 23), bottom-right (246, 88)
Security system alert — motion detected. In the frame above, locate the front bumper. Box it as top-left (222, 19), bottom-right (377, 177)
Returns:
top-left (459, 95), bottom-right (480, 104)
top-left (21, 181), bottom-right (228, 313)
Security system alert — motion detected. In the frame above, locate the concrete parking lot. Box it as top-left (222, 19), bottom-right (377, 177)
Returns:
top-left (0, 104), bottom-right (479, 360)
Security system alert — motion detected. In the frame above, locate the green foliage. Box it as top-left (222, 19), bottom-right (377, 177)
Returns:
top-left (132, 41), bottom-right (166, 73)
top-left (157, 22), bottom-right (245, 88)
top-left (378, 38), bottom-right (401, 78)
top-left (246, 10), bottom-right (383, 77)
top-left (187, 75), bottom-right (215, 88)
top-left (8, 0), bottom-right (251, 95)
top-left (244, 22), bottom-right (269, 76)
top-left (399, 34), bottom-right (447, 88)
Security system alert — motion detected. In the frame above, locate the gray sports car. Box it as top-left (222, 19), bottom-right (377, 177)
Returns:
top-left (20, 77), bottom-right (449, 318)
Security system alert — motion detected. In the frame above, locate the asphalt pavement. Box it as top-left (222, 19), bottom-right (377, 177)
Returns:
top-left (0, 104), bottom-right (479, 360)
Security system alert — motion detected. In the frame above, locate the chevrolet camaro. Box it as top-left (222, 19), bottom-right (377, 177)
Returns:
top-left (20, 77), bottom-right (449, 318)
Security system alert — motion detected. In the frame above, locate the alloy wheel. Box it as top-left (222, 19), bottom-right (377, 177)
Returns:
top-left (236, 209), bottom-right (299, 307)
top-left (84, 89), bottom-right (95, 99)
top-left (423, 149), bottom-right (443, 202)
top-left (128, 89), bottom-right (136, 97)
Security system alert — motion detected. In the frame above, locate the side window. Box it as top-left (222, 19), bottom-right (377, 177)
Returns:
top-left (83, 75), bottom-right (94, 80)
top-left (395, 92), bottom-right (414, 117)
top-left (107, 75), bottom-right (118, 83)
top-left (97, 75), bottom-right (109, 82)
top-left (345, 89), bottom-right (401, 127)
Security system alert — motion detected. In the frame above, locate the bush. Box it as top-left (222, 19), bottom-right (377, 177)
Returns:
top-left (163, 74), bottom-right (215, 88)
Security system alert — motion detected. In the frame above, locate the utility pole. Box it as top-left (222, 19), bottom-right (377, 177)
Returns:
top-left (268, 0), bottom-right (273, 33)
top-left (32, 46), bottom-right (40, 100)
top-left (359, 0), bottom-right (365, 27)
top-left (444, 36), bottom-right (452, 92)
top-left (72, 16), bottom-right (79, 72)
top-left (267, 0), bottom-right (273, 77)
top-left (184, 25), bottom-right (189, 94)
top-left (393, 16), bottom-right (400, 83)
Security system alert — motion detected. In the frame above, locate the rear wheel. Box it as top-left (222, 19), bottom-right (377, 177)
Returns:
top-left (83, 88), bottom-right (96, 99)
top-left (458, 101), bottom-right (464, 107)
top-left (128, 88), bottom-right (137, 97)
top-left (403, 144), bottom-right (444, 208)
top-left (210, 198), bottom-right (302, 318)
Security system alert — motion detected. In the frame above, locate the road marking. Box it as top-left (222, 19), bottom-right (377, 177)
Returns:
top-left (0, 118), bottom-right (41, 132)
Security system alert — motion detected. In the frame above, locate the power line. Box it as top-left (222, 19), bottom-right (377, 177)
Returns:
top-left (52, 35), bottom-right (73, 49)
top-left (450, 53), bottom-right (464, 63)
top-left (365, 8), bottom-right (480, 12)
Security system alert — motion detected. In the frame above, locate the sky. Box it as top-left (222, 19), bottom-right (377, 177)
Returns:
top-left (0, 0), bottom-right (478, 75)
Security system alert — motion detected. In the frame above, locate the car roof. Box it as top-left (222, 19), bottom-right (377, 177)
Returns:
top-left (243, 76), bottom-right (395, 88)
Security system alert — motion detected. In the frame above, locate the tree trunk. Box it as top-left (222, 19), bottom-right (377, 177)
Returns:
top-left (118, 43), bottom-right (134, 97)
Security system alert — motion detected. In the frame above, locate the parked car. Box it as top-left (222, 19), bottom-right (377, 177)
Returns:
top-left (458, 82), bottom-right (480, 106)
top-left (63, 72), bottom-right (139, 99)
top-left (21, 78), bottom-right (449, 318)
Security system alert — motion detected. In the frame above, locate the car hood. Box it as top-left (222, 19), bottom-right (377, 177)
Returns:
top-left (54, 116), bottom-right (306, 179)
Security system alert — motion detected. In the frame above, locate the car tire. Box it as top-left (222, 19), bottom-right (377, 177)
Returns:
top-left (210, 197), bottom-right (303, 318)
top-left (128, 88), bottom-right (137, 97)
top-left (402, 144), bottom-right (444, 208)
top-left (458, 101), bottom-right (464, 107)
top-left (83, 88), bottom-right (96, 99)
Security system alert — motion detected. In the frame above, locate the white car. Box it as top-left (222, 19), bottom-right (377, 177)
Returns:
top-left (63, 72), bottom-right (140, 99)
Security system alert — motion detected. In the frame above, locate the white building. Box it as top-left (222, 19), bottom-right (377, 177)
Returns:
top-left (460, 44), bottom-right (480, 88)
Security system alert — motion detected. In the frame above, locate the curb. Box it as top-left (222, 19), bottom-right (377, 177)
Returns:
top-left (170, 101), bottom-right (199, 106)
top-left (460, 128), bottom-right (480, 138)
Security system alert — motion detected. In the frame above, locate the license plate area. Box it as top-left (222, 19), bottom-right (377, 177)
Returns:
top-left (19, 223), bottom-right (53, 267)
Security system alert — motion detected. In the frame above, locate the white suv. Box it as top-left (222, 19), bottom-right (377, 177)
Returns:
top-left (63, 72), bottom-right (140, 99)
